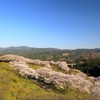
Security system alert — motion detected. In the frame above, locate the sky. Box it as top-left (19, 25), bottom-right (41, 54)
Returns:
top-left (0, 0), bottom-right (100, 49)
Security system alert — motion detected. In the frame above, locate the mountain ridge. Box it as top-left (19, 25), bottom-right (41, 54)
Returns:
top-left (0, 46), bottom-right (100, 50)
top-left (0, 46), bottom-right (100, 62)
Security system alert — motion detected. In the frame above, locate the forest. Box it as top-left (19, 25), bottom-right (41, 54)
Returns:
top-left (0, 47), bottom-right (100, 77)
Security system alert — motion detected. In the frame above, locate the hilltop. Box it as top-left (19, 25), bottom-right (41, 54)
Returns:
top-left (0, 54), bottom-right (100, 100)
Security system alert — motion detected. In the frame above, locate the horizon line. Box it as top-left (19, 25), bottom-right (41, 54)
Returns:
top-left (0, 46), bottom-right (100, 50)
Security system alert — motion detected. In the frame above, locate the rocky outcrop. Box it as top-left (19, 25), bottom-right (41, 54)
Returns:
top-left (0, 54), bottom-right (100, 98)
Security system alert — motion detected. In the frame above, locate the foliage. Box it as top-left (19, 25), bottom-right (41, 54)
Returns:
top-left (0, 62), bottom-right (99, 100)
top-left (0, 47), bottom-right (100, 63)
top-left (28, 64), bottom-right (44, 70)
top-left (68, 69), bottom-right (79, 75)
top-left (0, 62), bottom-right (48, 100)
top-left (51, 64), bottom-right (66, 74)
top-left (74, 58), bottom-right (100, 77)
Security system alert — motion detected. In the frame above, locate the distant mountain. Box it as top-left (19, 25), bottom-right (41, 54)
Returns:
top-left (6, 46), bottom-right (32, 50)
top-left (0, 46), bottom-right (100, 51)
top-left (0, 46), bottom-right (60, 51)
top-left (0, 46), bottom-right (32, 50)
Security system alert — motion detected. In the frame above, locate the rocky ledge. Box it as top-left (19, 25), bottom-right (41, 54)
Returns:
top-left (0, 54), bottom-right (100, 99)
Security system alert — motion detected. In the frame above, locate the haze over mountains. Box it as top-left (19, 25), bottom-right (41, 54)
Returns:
top-left (0, 46), bottom-right (100, 50)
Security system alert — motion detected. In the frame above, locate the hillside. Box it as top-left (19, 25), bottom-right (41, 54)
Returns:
top-left (0, 54), bottom-right (100, 100)
top-left (0, 46), bottom-right (100, 63)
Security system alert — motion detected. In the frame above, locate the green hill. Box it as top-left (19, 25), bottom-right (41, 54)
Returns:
top-left (0, 47), bottom-right (100, 63)
top-left (0, 62), bottom-right (99, 100)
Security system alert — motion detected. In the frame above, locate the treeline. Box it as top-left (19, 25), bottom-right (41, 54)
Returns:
top-left (74, 58), bottom-right (100, 77)
top-left (0, 47), bottom-right (100, 63)
top-left (0, 47), bottom-right (100, 77)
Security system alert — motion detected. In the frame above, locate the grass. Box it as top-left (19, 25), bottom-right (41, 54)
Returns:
top-left (68, 69), bottom-right (79, 75)
top-left (51, 64), bottom-right (79, 75)
top-left (28, 64), bottom-right (44, 70)
top-left (0, 62), bottom-right (48, 100)
top-left (0, 62), bottom-right (99, 100)
top-left (51, 64), bottom-right (66, 74)
top-left (28, 63), bottom-right (79, 75)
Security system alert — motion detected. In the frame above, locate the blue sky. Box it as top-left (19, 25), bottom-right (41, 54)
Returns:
top-left (0, 0), bottom-right (100, 49)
